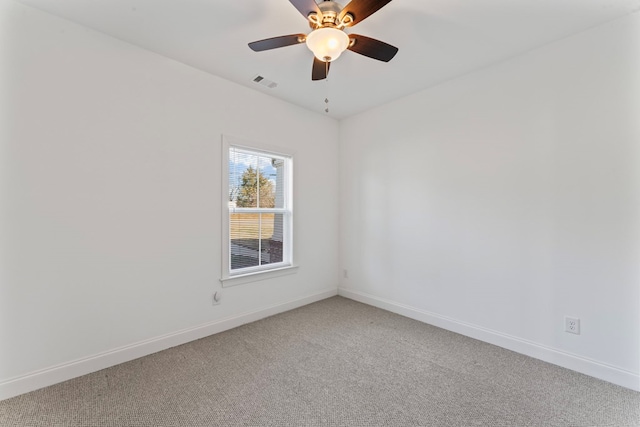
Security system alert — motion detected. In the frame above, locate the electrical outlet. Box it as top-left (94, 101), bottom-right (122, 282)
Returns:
top-left (565, 317), bottom-right (580, 334)
top-left (343, 269), bottom-right (348, 279)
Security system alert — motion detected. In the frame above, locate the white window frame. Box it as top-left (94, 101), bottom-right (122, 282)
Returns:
top-left (220, 135), bottom-right (297, 287)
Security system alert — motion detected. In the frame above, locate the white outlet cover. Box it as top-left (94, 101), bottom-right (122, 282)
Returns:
top-left (565, 317), bottom-right (580, 335)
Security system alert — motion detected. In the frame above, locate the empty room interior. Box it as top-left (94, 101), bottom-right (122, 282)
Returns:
top-left (1, 0), bottom-right (640, 425)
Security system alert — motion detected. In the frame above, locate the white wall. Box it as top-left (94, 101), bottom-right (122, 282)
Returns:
top-left (0, 0), bottom-right (339, 399)
top-left (339, 13), bottom-right (640, 390)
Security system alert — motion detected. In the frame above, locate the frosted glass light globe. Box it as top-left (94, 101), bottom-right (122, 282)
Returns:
top-left (305, 27), bottom-right (349, 62)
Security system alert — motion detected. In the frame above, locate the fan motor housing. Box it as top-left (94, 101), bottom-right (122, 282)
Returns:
top-left (318, 1), bottom-right (342, 14)
top-left (310, 1), bottom-right (345, 28)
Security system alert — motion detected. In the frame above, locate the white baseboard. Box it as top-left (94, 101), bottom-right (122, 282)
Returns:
top-left (338, 287), bottom-right (640, 392)
top-left (0, 288), bottom-right (338, 401)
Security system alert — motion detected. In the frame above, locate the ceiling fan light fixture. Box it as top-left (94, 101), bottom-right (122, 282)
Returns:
top-left (305, 27), bottom-right (349, 62)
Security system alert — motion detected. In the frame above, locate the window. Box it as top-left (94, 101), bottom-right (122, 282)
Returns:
top-left (221, 136), bottom-right (295, 286)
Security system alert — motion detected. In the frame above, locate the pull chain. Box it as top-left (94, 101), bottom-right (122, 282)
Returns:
top-left (324, 61), bottom-right (330, 114)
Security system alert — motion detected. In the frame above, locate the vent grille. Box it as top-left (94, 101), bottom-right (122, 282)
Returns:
top-left (252, 75), bottom-right (277, 89)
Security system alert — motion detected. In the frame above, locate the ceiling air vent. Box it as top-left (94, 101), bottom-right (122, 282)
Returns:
top-left (252, 75), bottom-right (278, 89)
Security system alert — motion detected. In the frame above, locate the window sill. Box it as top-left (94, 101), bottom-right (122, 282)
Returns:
top-left (220, 265), bottom-right (299, 288)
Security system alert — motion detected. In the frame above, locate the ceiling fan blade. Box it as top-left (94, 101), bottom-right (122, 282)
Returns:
top-left (289, 0), bottom-right (322, 19)
top-left (347, 34), bottom-right (398, 62)
top-left (312, 57), bottom-right (330, 81)
top-left (338, 0), bottom-right (393, 26)
top-left (248, 34), bottom-right (306, 52)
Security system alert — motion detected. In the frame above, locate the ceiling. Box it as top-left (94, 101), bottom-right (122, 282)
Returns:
top-left (16, 0), bottom-right (640, 119)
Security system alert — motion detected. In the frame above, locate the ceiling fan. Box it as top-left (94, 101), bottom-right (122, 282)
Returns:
top-left (248, 0), bottom-right (398, 81)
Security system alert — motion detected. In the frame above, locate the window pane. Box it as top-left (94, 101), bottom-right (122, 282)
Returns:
top-left (270, 158), bottom-right (285, 209)
top-left (230, 213), bottom-right (260, 270)
top-left (229, 148), bottom-right (285, 210)
top-left (262, 213), bottom-right (283, 265)
top-left (229, 149), bottom-right (258, 208)
top-left (230, 213), bottom-right (285, 270)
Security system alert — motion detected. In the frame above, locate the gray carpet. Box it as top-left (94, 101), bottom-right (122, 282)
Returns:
top-left (1, 296), bottom-right (639, 426)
